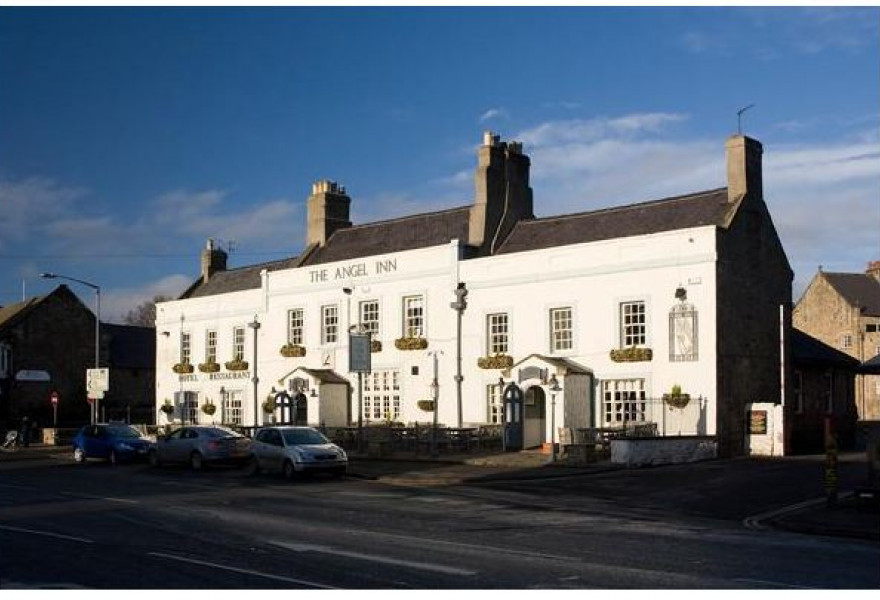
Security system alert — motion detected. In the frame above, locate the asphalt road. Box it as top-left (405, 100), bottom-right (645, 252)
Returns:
top-left (0, 456), bottom-right (878, 589)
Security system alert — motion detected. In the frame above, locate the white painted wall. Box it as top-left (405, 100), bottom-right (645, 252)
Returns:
top-left (156, 224), bottom-right (720, 437)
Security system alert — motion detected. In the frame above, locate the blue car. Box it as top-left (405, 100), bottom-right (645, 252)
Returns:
top-left (72, 423), bottom-right (153, 465)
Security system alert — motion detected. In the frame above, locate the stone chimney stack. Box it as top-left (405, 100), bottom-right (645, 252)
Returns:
top-left (866, 260), bottom-right (880, 281)
top-left (726, 135), bottom-right (763, 203)
top-left (307, 179), bottom-right (352, 247)
top-left (468, 131), bottom-right (534, 254)
top-left (200, 238), bottom-right (227, 284)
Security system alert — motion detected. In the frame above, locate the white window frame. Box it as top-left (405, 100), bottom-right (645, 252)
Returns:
top-left (362, 369), bottom-right (400, 422)
top-left (620, 300), bottom-right (647, 348)
top-left (180, 331), bottom-right (191, 364)
top-left (602, 379), bottom-right (647, 426)
top-left (205, 330), bottom-right (217, 363)
top-left (175, 391), bottom-right (198, 424)
top-left (232, 326), bottom-right (245, 361)
top-left (841, 334), bottom-right (852, 349)
top-left (487, 383), bottom-right (503, 424)
top-left (321, 305), bottom-right (339, 345)
top-left (403, 295), bottom-right (425, 338)
top-left (222, 390), bottom-right (243, 426)
top-left (487, 313), bottom-right (509, 355)
top-left (288, 308), bottom-right (304, 345)
top-left (360, 300), bottom-right (380, 337)
top-left (549, 307), bottom-right (573, 353)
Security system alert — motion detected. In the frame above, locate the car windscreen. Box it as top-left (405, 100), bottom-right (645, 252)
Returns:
top-left (282, 429), bottom-right (329, 446)
top-left (106, 426), bottom-right (142, 438)
top-left (203, 427), bottom-right (243, 439)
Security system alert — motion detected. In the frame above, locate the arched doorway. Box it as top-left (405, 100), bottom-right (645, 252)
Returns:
top-left (276, 392), bottom-right (308, 426)
top-left (523, 386), bottom-right (546, 449)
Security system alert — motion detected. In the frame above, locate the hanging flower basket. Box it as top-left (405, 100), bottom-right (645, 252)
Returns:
top-left (198, 361), bottom-right (220, 373)
top-left (262, 396), bottom-right (276, 413)
top-left (160, 402), bottom-right (175, 415)
top-left (201, 403), bottom-right (217, 416)
top-left (477, 354), bottom-right (514, 369)
top-left (280, 344), bottom-right (306, 358)
top-left (173, 362), bottom-right (194, 374)
top-left (609, 347), bottom-right (653, 363)
top-left (225, 359), bottom-right (249, 371)
top-left (417, 399), bottom-right (435, 412)
top-left (663, 385), bottom-right (691, 409)
top-left (395, 337), bottom-right (428, 351)
top-left (370, 340), bottom-right (383, 353)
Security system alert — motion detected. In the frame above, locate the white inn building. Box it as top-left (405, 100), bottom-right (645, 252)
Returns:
top-left (155, 132), bottom-right (792, 457)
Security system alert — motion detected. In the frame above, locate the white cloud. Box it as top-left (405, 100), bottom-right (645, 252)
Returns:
top-left (679, 8), bottom-right (878, 59)
top-left (467, 113), bottom-right (878, 299)
top-left (0, 177), bottom-right (89, 247)
top-left (101, 274), bottom-right (193, 324)
top-left (479, 108), bottom-right (508, 123)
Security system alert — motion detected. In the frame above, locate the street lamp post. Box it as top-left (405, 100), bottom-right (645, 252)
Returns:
top-left (248, 315), bottom-right (261, 432)
top-left (449, 283), bottom-right (467, 428)
top-left (548, 374), bottom-right (562, 463)
top-left (41, 272), bottom-right (101, 424)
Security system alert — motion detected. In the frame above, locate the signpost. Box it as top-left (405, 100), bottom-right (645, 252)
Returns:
top-left (86, 368), bottom-right (109, 424)
top-left (349, 332), bottom-right (371, 453)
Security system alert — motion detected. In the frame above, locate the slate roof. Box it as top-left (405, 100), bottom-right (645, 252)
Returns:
top-left (301, 206), bottom-right (471, 266)
top-left (0, 286), bottom-right (88, 337)
top-left (822, 272), bottom-right (880, 316)
top-left (791, 328), bottom-right (860, 368)
top-left (495, 188), bottom-right (733, 255)
top-left (0, 296), bottom-right (44, 337)
top-left (861, 354), bottom-right (880, 374)
top-left (181, 256), bottom-right (303, 299)
top-left (180, 187), bottom-right (736, 298)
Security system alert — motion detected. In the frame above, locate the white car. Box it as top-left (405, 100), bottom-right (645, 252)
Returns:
top-left (251, 426), bottom-right (347, 479)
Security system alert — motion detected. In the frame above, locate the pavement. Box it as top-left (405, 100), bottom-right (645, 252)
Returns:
top-left (3, 443), bottom-right (878, 543)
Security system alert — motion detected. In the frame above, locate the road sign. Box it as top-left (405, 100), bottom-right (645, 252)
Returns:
top-left (50, 391), bottom-right (59, 405)
top-left (86, 368), bottom-right (109, 395)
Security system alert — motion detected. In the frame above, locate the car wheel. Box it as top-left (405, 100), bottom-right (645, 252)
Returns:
top-left (283, 460), bottom-right (296, 481)
top-left (247, 456), bottom-right (260, 476)
top-left (148, 449), bottom-right (161, 468)
top-left (73, 446), bottom-right (85, 463)
top-left (332, 467), bottom-right (346, 478)
top-left (190, 451), bottom-right (204, 471)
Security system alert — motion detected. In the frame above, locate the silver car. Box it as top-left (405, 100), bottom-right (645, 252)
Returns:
top-left (149, 426), bottom-right (251, 470)
top-left (251, 426), bottom-right (347, 479)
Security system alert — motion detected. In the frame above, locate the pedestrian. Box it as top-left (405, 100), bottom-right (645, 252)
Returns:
top-left (19, 416), bottom-right (30, 448)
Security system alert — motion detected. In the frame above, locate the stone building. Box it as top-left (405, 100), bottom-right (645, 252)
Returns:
top-left (793, 263), bottom-right (880, 421)
top-left (156, 132), bottom-right (792, 457)
top-left (790, 328), bottom-right (859, 453)
top-left (0, 285), bottom-right (157, 431)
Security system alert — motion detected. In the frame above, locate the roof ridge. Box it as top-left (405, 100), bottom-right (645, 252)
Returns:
top-left (518, 187), bottom-right (728, 225)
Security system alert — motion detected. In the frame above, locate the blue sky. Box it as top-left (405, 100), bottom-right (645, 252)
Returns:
top-left (1, 6), bottom-right (878, 321)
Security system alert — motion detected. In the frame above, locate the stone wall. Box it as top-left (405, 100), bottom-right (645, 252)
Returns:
top-left (794, 273), bottom-right (880, 421)
top-left (716, 198), bottom-right (793, 457)
top-left (0, 286), bottom-right (95, 429)
top-left (610, 436), bottom-right (717, 466)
